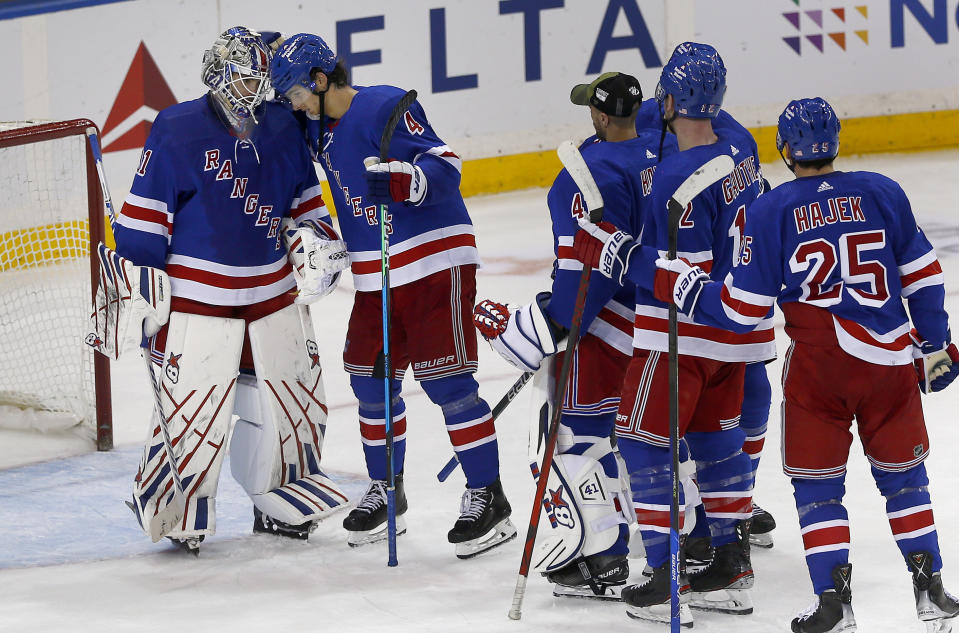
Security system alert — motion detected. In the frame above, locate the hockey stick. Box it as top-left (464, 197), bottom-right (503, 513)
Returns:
top-left (86, 128), bottom-right (117, 224)
top-left (436, 370), bottom-right (534, 482)
top-left (369, 89), bottom-right (418, 568)
top-left (141, 352), bottom-right (187, 542)
top-left (508, 140), bottom-right (602, 620)
top-left (665, 155), bottom-right (735, 631)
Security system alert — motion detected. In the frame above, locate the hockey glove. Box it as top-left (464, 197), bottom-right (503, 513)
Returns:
top-left (365, 158), bottom-right (428, 206)
top-left (571, 221), bottom-right (638, 285)
top-left (654, 257), bottom-right (709, 317)
top-left (283, 219), bottom-right (350, 303)
top-left (911, 330), bottom-right (959, 394)
top-left (473, 292), bottom-right (557, 372)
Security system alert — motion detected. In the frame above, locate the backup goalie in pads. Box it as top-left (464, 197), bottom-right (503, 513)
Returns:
top-left (86, 26), bottom-right (349, 553)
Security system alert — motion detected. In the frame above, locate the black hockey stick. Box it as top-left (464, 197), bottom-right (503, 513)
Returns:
top-left (437, 370), bottom-right (534, 482)
top-left (664, 155), bottom-right (735, 630)
top-left (508, 140), bottom-right (602, 620)
top-left (369, 88), bottom-right (418, 568)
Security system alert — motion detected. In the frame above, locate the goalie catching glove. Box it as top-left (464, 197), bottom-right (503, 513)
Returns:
top-left (473, 292), bottom-right (558, 372)
top-left (364, 157), bottom-right (427, 206)
top-left (283, 218), bottom-right (349, 303)
top-left (86, 243), bottom-right (170, 360)
top-left (911, 330), bottom-right (959, 394)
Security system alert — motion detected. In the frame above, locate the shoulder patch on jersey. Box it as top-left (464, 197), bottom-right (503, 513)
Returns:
top-left (729, 144), bottom-right (740, 156)
top-left (817, 181), bottom-right (834, 192)
top-left (646, 149), bottom-right (656, 159)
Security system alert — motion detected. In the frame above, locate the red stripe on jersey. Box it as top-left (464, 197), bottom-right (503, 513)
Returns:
top-left (360, 417), bottom-right (408, 441)
top-left (635, 507), bottom-right (686, 530)
top-left (597, 305), bottom-right (633, 335)
top-left (634, 314), bottom-right (775, 345)
top-left (351, 233), bottom-right (477, 275)
top-left (121, 202), bottom-right (173, 232)
top-left (889, 508), bottom-right (935, 536)
top-left (743, 437), bottom-right (765, 457)
top-left (802, 524), bottom-right (850, 551)
top-left (701, 495), bottom-right (752, 517)
top-left (165, 261), bottom-right (293, 290)
top-left (317, 219), bottom-right (339, 240)
top-left (447, 415), bottom-right (495, 448)
top-left (439, 150), bottom-right (459, 158)
top-left (556, 245), bottom-right (577, 260)
top-left (291, 194), bottom-right (325, 219)
top-left (720, 284), bottom-right (772, 319)
top-left (901, 260), bottom-right (943, 289)
top-left (834, 315), bottom-right (912, 352)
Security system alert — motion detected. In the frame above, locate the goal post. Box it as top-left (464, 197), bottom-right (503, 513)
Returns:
top-left (0, 118), bottom-right (113, 450)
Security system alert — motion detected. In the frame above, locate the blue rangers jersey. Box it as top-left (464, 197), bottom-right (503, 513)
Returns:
top-left (114, 95), bottom-right (332, 306)
top-left (307, 85), bottom-right (479, 291)
top-left (547, 130), bottom-right (673, 359)
top-left (628, 123), bottom-right (775, 362)
top-left (691, 171), bottom-right (948, 365)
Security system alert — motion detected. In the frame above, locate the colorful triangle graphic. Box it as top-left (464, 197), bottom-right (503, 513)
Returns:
top-left (855, 29), bottom-right (869, 44)
top-left (806, 33), bottom-right (824, 52)
top-left (832, 7), bottom-right (846, 22)
top-left (102, 42), bottom-right (177, 153)
top-left (805, 9), bottom-right (823, 27)
top-left (783, 36), bottom-right (802, 55)
top-left (828, 32), bottom-right (846, 49)
top-left (783, 11), bottom-right (801, 30)
top-left (856, 5), bottom-right (868, 18)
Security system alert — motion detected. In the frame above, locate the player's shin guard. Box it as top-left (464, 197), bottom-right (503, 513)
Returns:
top-left (792, 476), bottom-right (851, 595)
top-left (742, 362), bottom-right (775, 548)
top-left (351, 375), bottom-right (407, 481)
top-left (873, 464), bottom-right (943, 574)
top-left (686, 430), bottom-right (754, 547)
top-left (421, 374), bottom-right (499, 489)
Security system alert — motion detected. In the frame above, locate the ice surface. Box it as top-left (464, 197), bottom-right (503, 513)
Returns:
top-left (3, 151), bottom-right (959, 632)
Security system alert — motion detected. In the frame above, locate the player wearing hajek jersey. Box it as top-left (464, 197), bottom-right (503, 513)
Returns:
top-left (270, 33), bottom-right (514, 558)
top-left (106, 27), bottom-right (350, 552)
top-left (474, 72), bottom-right (672, 600)
top-left (652, 97), bottom-right (959, 633)
top-left (572, 43), bottom-right (768, 625)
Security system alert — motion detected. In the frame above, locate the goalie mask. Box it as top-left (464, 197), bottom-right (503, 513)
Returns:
top-left (202, 26), bottom-right (272, 134)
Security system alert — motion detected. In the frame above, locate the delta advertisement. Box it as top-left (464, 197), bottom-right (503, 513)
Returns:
top-left (0, 0), bottom-right (955, 199)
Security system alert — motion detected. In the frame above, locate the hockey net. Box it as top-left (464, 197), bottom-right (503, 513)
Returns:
top-left (0, 119), bottom-right (112, 450)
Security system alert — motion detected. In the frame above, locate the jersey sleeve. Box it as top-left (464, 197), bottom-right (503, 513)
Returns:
top-left (112, 117), bottom-right (179, 270)
top-left (287, 140), bottom-right (337, 239)
top-left (881, 178), bottom-right (949, 346)
top-left (377, 98), bottom-right (462, 207)
top-left (544, 164), bottom-right (628, 331)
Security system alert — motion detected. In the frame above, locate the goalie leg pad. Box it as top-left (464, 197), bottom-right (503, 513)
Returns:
top-left (231, 304), bottom-right (348, 525)
top-left (132, 312), bottom-right (244, 539)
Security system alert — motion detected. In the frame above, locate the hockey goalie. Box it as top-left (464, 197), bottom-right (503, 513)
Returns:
top-left (85, 26), bottom-right (350, 553)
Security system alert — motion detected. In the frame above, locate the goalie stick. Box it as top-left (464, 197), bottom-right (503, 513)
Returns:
top-left (665, 154), bottom-right (735, 631)
top-left (508, 140), bottom-right (602, 620)
top-left (436, 370), bottom-right (534, 482)
top-left (368, 88), bottom-right (418, 568)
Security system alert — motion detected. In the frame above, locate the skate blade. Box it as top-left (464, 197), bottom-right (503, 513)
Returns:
top-left (749, 532), bottom-right (774, 548)
top-left (626, 603), bottom-right (693, 628)
top-left (689, 587), bottom-right (753, 615)
top-left (643, 561), bottom-right (710, 578)
top-left (924, 614), bottom-right (956, 633)
top-left (455, 518), bottom-right (517, 559)
top-left (346, 516), bottom-right (407, 548)
top-left (166, 536), bottom-right (201, 557)
top-left (552, 582), bottom-right (624, 601)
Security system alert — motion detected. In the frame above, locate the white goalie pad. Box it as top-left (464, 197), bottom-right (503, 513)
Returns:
top-left (282, 218), bottom-right (349, 303)
top-left (131, 312), bottom-right (244, 539)
top-left (230, 303), bottom-right (348, 525)
top-left (532, 452), bottom-right (623, 572)
top-left (86, 242), bottom-right (170, 360)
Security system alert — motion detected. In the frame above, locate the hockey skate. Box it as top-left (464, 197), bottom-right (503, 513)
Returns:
top-left (643, 535), bottom-right (712, 577)
top-left (448, 477), bottom-right (516, 559)
top-left (623, 561), bottom-right (693, 627)
top-left (909, 551), bottom-right (959, 633)
top-left (253, 507), bottom-right (314, 540)
top-left (750, 502), bottom-right (776, 548)
top-left (791, 564), bottom-right (856, 633)
top-left (342, 474), bottom-right (408, 547)
top-left (547, 553), bottom-right (628, 600)
top-left (167, 535), bottom-right (203, 557)
top-left (688, 519), bottom-right (754, 614)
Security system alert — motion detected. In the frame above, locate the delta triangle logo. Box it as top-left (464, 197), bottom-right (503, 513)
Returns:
top-left (101, 42), bottom-right (177, 153)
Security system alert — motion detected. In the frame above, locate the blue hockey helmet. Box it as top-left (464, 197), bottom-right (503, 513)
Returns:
top-left (270, 33), bottom-right (337, 96)
top-left (776, 97), bottom-right (841, 162)
top-left (655, 42), bottom-right (726, 119)
top-left (201, 26), bottom-right (272, 128)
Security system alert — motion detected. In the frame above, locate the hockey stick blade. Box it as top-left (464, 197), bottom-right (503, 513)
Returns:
top-left (669, 154), bottom-right (734, 210)
top-left (557, 140), bottom-right (604, 223)
top-left (142, 352), bottom-right (185, 542)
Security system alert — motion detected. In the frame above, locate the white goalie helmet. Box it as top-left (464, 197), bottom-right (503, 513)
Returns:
top-left (201, 26), bottom-right (272, 130)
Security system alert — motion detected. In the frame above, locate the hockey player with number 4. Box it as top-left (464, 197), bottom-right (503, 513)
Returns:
top-left (644, 97), bottom-right (959, 633)
top-left (474, 71), bottom-right (671, 599)
top-left (88, 27), bottom-right (350, 552)
top-left (269, 33), bottom-right (515, 558)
